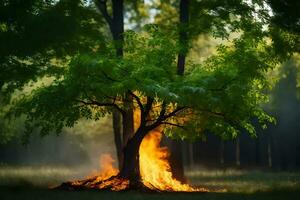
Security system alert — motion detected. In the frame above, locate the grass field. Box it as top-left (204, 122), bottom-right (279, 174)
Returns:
top-left (1, 166), bottom-right (300, 200)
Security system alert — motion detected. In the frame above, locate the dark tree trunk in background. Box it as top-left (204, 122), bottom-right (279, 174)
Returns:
top-left (236, 137), bottom-right (241, 167)
top-left (96, 0), bottom-right (134, 170)
top-left (110, 0), bottom-right (135, 164)
top-left (168, 0), bottom-right (189, 182)
top-left (267, 133), bottom-right (273, 168)
top-left (113, 111), bottom-right (123, 169)
top-left (177, 0), bottom-right (189, 75)
top-left (220, 140), bottom-right (225, 165)
top-left (255, 135), bottom-right (260, 166)
top-left (111, 0), bottom-right (124, 57)
top-left (122, 94), bottom-right (134, 148)
top-left (110, 0), bottom-right (127, 171)
top-left (188, 143), bottom-right (194, 168)
top-left (279, 133), bottom-right (288, 170)
top-left (169, 140), bottom-right (185, 181)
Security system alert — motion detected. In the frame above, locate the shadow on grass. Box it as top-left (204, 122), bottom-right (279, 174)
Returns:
top-left (1, 185), bottom-right (300, 200)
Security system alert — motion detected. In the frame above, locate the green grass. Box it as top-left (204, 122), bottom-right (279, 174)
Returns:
top-left (0, 165), bottom-right (85, 187)
top-left (186, 168), bottom-right (300, 193)
top-left (0, 166), bottom-right (300, 200)
top-left (1, 186), bottom-right (300, 200)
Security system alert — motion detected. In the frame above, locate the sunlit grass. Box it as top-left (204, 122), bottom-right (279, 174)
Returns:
top-left (0, 166), bottom-right (300, 200)
top-left (0, 165), bottom-right (85, 187)
top-left (186, 168), bottom-right (300, 193)
top-left (1, 165), bottom-right (299, 193)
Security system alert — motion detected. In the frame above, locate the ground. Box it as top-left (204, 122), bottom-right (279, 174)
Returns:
top-left (0, 166), bottom-right (300, 200)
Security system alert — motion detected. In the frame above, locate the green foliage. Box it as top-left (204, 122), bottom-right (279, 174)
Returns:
top-left (0, 0), bottom-right (105, 102)
top-left (1, 0), bottom-right (299, 142)
top-left (0, 0), bottom-right (106, 143)
top-left (8, 23), bottom-right (286, 141)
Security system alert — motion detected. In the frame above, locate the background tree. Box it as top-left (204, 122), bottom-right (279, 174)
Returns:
top-left (94, 0), bottom-right (128, 171)
top-left (94, 0), bottom-right (154, 170)
top-left (169, 0), bottom-right (189, 182)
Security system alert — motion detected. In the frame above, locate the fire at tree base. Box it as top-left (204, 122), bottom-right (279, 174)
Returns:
top-left (55, 131), bottom-right (209, 192)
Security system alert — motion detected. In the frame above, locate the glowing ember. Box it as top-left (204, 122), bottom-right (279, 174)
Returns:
top-left (140, 129), bottom-right (207, 192)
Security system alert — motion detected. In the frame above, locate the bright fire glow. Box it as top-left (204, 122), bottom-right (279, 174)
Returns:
top-left (65, 107), bottom-right (208, 192)
top-left (139, 129), bottom-right (207, 192)
top-left (81, 131), bottom-right (206, 192)
top-left (90, 154), bottom-right (118, 180)
top-left (70, 154), bottom-right (129, 191)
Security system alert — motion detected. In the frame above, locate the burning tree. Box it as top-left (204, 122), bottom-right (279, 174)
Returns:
top-left (8, 24), bottom-right (293, 190)
top-left (2, 0), bottom-right (299, 192)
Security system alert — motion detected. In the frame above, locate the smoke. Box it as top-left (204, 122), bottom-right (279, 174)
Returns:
top-left (0, 116), bottom-right (116, 175)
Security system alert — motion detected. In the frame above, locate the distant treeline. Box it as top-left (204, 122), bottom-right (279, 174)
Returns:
top-left (182, 59), bottom-right (300, 170)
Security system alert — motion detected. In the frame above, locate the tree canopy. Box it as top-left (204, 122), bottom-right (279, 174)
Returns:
top-left (1, 0), bottom-right (299, 143)
top-left (8, 26), bottom-right (293, 140)
top-left (0, 0), bottom-right (105, 101)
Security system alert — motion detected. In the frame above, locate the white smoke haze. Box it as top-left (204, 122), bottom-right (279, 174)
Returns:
top-left (0, 115), bottom-right (117, 182)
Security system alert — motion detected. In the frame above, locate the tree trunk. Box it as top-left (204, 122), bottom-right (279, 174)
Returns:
top-left (167, 0), bottom-right (190, 182)
top-left (220, 140), bottom-right (225, 165)
top-left (111, 0), bottom-right (124, 57)
top-left (188, 143), bottom-right (194, 169)
top-left (235, 137), bottom-right (241, 167)
top-left (255, 134), bottom-right (260, 166)
top-left (96, 0), bottom-right (125, 170)
top-left (122, 94), bottom-right (134, 148)
top-left (267, 134), bottom-right (273, 168)
top-left (98, 0), bottom-right (135, 170)
top-left (109, 0), bottom-right (135, 167)
top-left (119, 128), bottom-right (147, 186)
top-left (113, 110), bottom-right (123, 169)
top-left (177, 0), bottom-right (189, 75)
top-left (56, 127), bottom-right (148, 191)
top-left (169, 140), bottom-right (185, 181)
top-left (111, 6), bottom-right (125, 171)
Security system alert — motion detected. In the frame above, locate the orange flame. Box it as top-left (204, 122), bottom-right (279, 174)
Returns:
top-left (91, 154), bottom-right (119, 181)
top-left (65, 107), bottom-right (207, 192)
top-left (139, 129), bottom-right (207, 192)
top-left (70, 154), bottom-right (128, 191)
top-left (83, 132), bottom-right (205, 192)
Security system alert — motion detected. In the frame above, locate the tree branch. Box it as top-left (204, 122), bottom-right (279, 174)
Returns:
top-left (128, 90), bottom-right (144, 113)
top-left (161, 106), bottom-right (186, 121)
top-left (144, 96), bottom-right (154, 117)
top-left (157, 101), bottom-right (167, 120)
top-left (147, 106), bottom-right (187, 130)
top-left (161, 122), bottom-right (185, 129)
top-left (196, 108), bottom-right (225, 118)
top-left (76, 99), bottom-right (125, 115)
